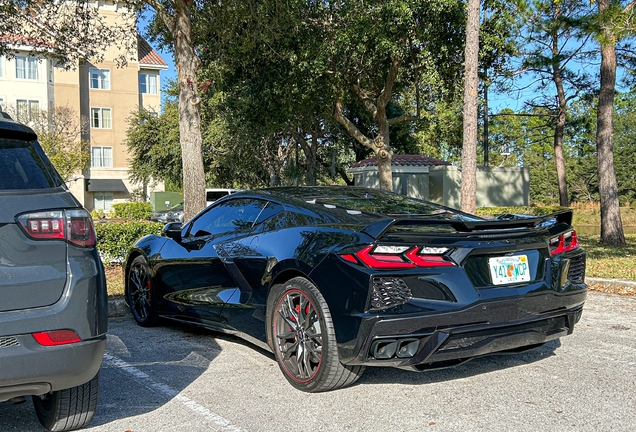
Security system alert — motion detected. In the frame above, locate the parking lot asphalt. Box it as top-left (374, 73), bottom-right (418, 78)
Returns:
top-left (2, 291), bottom-right (635, 432)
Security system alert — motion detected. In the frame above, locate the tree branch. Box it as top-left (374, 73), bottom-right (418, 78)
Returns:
top-left (378, 57), bottom-right (400, 110)
top-left (333, 96), bottom-right (374, 149)
top-left (144, 0), bottom-right (176, 33)
top-left (351, 84), bottom-right (377, 117)
top-left (289, 127), bottom-right (311, 155)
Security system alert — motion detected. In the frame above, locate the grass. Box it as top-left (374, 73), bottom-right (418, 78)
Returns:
top-left (105, 265), bottom-right (125, 298)
top-left (578, 234), bottom-right (636, 281)
top-left (572, 205), bottom-right (636, 227)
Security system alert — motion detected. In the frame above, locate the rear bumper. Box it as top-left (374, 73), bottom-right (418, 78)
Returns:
top-left (0, 247), bottom-right (107, 401)
top-left (0, 336), bottom-right (105, 402)
top-left (340, 289), bottom-right (586, 368)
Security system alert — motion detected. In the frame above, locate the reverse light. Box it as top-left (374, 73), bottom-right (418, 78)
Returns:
top-left (341, 245), bottom-right (455, 269)
top-left (549, 230), bottom-right (579, 256)
top-left (32, 330), bottom-right (82, 346)
top-left (17, 209), bottom-right (96, 248)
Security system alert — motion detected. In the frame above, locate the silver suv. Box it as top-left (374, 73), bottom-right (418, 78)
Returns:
top-left (0, 114), bottom-right (107, 431)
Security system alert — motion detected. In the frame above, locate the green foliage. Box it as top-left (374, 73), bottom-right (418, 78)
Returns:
top-left (95, 221), bottom-right (164, 264)
top-left (125, 104), bottom-right (183, 188)
top-left (475, 205), bottom-right (567, 217)
top-left (91, 209), bottom-right (108, 221)
top-left (12, 106), bottom-right (90, 182)
top-left (111, 202), bottom-right (152, 220)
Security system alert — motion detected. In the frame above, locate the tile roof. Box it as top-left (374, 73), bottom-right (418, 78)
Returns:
top-left (137, 36), bottom-right (168, 68)
top-left (0, 34), bottom-right (53, 48)
top-left (350, 154), bottom-right (452, 168)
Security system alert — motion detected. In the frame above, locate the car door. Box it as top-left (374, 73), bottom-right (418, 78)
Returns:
top-left (153, 198), bottom-right (267, 323)
top-left (217, 201), bottom-right (286, 339)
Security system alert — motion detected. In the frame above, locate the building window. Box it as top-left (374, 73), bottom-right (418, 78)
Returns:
top-left (91, 146), bottom-right (113, 168)
top-left (89, 68), bottom-right (110, 90)
top-left (90, 107), bottom-right (111, 129)
top-left (139, 73), bottom-right (158, 94)
top-left (15, 56), bottom-right (39, 80)
top-left (16, 99), bottom-right (39, 123)
top-left (93, 192), bottom-right (114, 211)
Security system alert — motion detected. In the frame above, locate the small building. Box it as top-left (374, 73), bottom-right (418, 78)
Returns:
top-left (348, 155), bottom-right (529, 209)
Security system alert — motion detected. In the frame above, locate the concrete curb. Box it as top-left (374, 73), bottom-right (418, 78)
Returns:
top-left (107, 277), bottom-right (636, 318)
top-left (108, 298), bottom-right (129, 317)
top-left (585, 277), bottom-right (636, 289)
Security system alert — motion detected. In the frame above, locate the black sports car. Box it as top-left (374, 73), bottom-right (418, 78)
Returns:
top-left (124, 186), bottom-right (587, 392)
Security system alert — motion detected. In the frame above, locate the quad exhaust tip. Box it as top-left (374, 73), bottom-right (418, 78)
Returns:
top-left (371, 338), bottom-right (419, 360)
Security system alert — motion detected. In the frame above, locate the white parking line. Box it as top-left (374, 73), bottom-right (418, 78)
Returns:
top-left (103, 353), bottom-right (245, 432)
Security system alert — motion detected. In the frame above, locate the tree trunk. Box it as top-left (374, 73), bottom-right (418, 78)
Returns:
top-left (553, 74), bottom-right (569, 207)
top-left (596, 0), bottom-right (625, 245)
top-left (551, 6), bottom-right (569, 208)
top-left (375, 108), bottom-right (393, 191)
top-left (460, 0), bottom-right (480, 214)
top-left (174, 5), bottom-right (206, 221)
top-left (290, 128), bottom-right (318, 186)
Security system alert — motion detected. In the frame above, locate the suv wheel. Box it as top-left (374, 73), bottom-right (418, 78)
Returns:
top-left (32, 373), bottom-right (99, 432)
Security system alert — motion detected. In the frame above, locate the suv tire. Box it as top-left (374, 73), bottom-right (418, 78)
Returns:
top-left (32, 373), bottom-right (99, 432)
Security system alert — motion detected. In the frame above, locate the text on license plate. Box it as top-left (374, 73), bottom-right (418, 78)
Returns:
top-left (489, 255), bottom-right (531, 285)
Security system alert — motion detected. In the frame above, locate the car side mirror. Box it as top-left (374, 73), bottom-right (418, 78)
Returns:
top-left (162, 222), bottom-right (183, 241)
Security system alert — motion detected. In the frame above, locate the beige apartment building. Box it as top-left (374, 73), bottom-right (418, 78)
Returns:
top-left (0, 2), bottom-right (168, 211)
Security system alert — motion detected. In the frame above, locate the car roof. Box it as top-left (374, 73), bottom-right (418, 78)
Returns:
top-left (226, 186), bottom-right (466, 223)
top-left (0, 112), bottom-right (37, 141)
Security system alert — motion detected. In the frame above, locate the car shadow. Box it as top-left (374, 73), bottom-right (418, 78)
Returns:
top-left (86, 316), bottom-right (226, 428)
top-left (357, 339), bottom-right (562, 386)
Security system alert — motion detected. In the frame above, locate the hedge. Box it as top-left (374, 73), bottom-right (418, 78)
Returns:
top-left (95, 220), bottom-right (164, 264)
top-left (111, 202), bottom-right (153, 220)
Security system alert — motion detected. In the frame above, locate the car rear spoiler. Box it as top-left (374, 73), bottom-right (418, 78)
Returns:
top-left (361, 210), bottom-right (574, 239)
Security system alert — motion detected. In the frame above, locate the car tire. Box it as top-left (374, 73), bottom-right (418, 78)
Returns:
top-left (127, 256), bottom-right (158, 327)
top-left (267, 277), bottom-right (365, 392)
top-left (32, 373), bottom-right (99, 432)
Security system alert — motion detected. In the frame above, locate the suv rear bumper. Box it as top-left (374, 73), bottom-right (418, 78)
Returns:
top-left (0, 248), bottom-right (107, 401)
top-left (0, 336), bottom-right (105, 402)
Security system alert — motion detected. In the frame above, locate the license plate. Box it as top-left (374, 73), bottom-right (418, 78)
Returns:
top-left (489, 255), bottom-right (530, 285)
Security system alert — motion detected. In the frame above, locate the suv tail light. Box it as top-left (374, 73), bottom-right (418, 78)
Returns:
top-left (17, 209), bottom-right (97, 248)
top-left (341, 245), bottom-right (455, 269)
top-left (549, 230), bottom-right (578, 255)
top-left (32, 330), bottom-right (82, 346)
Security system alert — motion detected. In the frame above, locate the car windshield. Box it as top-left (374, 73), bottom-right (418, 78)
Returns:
top-left (0, 138), bottom-right (63, 190)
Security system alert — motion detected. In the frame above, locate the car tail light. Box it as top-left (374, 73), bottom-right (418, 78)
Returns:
top-left (341, 245), bottom-right (455, 269)
top-left (17, 209), bottom-right (96, 248)
top-left (549, 230), bottom-right (578, 256)
top-left (32, 330), bottom-right (82, 346)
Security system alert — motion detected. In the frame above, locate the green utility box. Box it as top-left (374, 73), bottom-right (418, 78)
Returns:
top-left (150, 191), bottom-right (183, 212)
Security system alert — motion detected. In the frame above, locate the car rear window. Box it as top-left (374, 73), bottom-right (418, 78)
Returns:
top-left (0, 138), bottom-right (63, 190)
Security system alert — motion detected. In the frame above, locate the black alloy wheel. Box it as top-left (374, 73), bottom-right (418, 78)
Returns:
top-left (267, 277), bottom-right (365, 392)
top-left (127, 256), bottom-right (158, 327)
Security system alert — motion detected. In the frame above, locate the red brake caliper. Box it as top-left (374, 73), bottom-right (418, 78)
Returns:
top-left (291, 304), bottom-right (301, 342)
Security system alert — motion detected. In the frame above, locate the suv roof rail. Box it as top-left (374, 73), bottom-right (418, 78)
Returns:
top-left (0, 111), bottom-right (13, 120)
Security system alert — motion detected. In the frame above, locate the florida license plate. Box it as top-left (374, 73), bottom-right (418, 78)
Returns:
top-left (489, 255), bottom-right (530, 285)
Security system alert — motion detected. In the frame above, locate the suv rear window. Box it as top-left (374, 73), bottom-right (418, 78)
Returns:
top-left (0, 138), bottom-right (63, 190)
